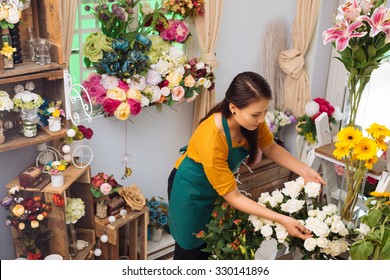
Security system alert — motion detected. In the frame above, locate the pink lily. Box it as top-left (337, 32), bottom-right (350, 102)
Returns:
top-left (359, 5), bottom-right (390, 42)
top-left (338, 0), bottom-right (361, 22)
top-left (323, 20), bottom-right (367, 51)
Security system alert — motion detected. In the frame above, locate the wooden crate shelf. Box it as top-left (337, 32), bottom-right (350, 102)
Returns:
top-left (94, 206), bottom-right (149, 260)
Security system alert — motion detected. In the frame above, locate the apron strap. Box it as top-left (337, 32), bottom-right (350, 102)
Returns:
top-left (179, 145), bottom-right (188, 154)
top-left (222, 116), bottom-right (233, 149)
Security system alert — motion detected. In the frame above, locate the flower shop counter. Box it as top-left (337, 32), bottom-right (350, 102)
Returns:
top-left (94, 206), bottom-right (149, 260)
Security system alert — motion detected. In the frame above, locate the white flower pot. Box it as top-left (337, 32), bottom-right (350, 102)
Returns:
top-left (51, 174), bottom-right (64, 188)
top-left (48, 116), bottom-right (61, 132)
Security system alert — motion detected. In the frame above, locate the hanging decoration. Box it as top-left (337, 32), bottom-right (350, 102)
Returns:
top-left (121, 121), bottom-right (133, 180)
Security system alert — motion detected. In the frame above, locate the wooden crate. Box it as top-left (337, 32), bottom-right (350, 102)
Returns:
top-left (94, 206), bottom-right (149, 260)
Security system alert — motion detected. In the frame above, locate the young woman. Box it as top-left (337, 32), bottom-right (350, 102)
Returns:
top-left (168, 72), bottom-right (326, 260)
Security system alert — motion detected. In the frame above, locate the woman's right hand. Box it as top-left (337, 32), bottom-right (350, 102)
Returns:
top-left (280, 215), bottom-right (313, 240)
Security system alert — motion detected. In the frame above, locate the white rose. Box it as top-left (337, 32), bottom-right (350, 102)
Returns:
top-left (260, 224), bottom-right (273, 240)
top-left (316, 237), bottom-right (328, 248)
top-left (308, 209), bottom-right (317, 217)
top-left (155, 60), bottom-right (171, 76)
top-left (160, 87), bottom-right (170, 97)
top-left (203, 79), bottom-right (212, 89)
top-left (304, 181), bottom-right (322, 198)
top-left (271, 189), bottom-right (284, 204)
top-left (282, 181), bottom-right (303, 198)
top-left (280, 199), bottom-right (305, 214)
top-left (141, 95), bottom-right (150, 107)
top-left (330, 218), bottom-right (346, 234)
top-left (338, 228), bottom-right (349, 237)
top-left (6, 6), bottom-right (20, 24)
top-left (328, 240), bottom-right (346, 257)
top-left (196, 61), bottom-right (205, 70)
top-left (267, 197), bottom-right (278, 208)
top-left (322, 204), bottom-right (338, 216)
top-left (100, 74), bottom-right (119, 90)
top-left (129, 75), bottom-right (146, 91)
top-left (275, 226), bottom-right (288, 243)
top-left (304, 217), bottom-right (320, 232)
top-left (258, 192), bottom-right (271, 204)
top-left (304, 238), bottom-right (317, 251)
top-left (146, 69), bottom-right (162, 85)
top-left (248, 215), bottom-right (263, 231)
top-left (356, 223), bottom-right (371, 237)
top-left (295, 177), bottom-right (305, 186)
top-left (332, 106), bottom-right (343, 121)
top-left (312, 221), bottom-right (330, 238)
top-left (315, 211), bottom-right (327, 222)
top-left (149, 86), bottom-right (162, 103)
top-left (304, 101), bottom-right (320, 117)
top-left (169, 46), bottom-right (185, 62)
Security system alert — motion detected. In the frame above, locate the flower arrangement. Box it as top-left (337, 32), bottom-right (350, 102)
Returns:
top-left (12, 82), bottom-right (44, 110)
top-left (44, 160), bottom-right (68, 176)
top-left (196, 196), bottom-right (264, 260)
top-left (90, 172), bottom-right (121, 199)
top-left (0, 90), bottom-right (13, 111)
top-left (0, 186), bottom-right (52, 259)
top-left (146, 196), bottom-right (168, 229)
top-left (0, 0), bottom-right (31, 29)
top-left (65, 197), bottom-right (85, 224)
top-left (265, 109), bottom-right (296, 141)
top-left (39, 100), bottom-right (65, 119)
top-left (64, 125), bottom-right (94, 144)
top-left (296, 98), bottom-right (343, 144)
top-left (349, 191), bottom-right (390, 260)
top-left (249, 177), bottom-right (350, 259)
top-left (81, 0), bottom-right (214, 121)
top-left (322, 0), bottom-right (390, 127)
top-left (0, 40), bottom-right (15, 60)
top-left (333, 123), bottom-right (390, 222)
top-left (162, 0), bottom-right (205, 18)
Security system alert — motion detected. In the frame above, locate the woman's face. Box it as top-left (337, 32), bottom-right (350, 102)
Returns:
top-left (231, 99), bottom-right (271, 131)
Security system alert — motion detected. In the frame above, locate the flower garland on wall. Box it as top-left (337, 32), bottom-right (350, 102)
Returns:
top-left (81, 0), bottom-right (214, 121)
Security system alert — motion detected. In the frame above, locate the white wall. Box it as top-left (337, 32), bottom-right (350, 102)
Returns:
top-left (0, 0), bottom-right (338, 259)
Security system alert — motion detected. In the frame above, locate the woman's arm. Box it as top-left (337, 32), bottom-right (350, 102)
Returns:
top-left (261, 141), bottom-right (326, 185)
top-left (223, 188), bottom-right (312, 240)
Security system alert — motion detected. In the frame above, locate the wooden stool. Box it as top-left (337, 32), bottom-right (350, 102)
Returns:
top-left (94, 206), bottom-right (149, 260)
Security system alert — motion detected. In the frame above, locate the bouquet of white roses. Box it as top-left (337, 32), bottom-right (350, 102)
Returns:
top-left (249, 177), bottom-right (350, 259)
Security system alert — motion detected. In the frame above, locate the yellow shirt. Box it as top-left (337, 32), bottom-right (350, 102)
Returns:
top-left (175, 113), bottom-right (273, 196)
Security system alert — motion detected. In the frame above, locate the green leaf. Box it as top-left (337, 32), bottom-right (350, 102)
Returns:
top-left (380, 228), bottom-right (390, 260)
top-left (84, 56), bottom-right (92, 68)
top-left (365, 209), bottom-right (382, 228)
top-left (350, 241), bottom-right (374, 260)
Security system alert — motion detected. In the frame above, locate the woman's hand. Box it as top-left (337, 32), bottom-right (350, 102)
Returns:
top-left (300, 166), bottom-right (327, 185)
top-left (280, 215), bottom-right (313, 240)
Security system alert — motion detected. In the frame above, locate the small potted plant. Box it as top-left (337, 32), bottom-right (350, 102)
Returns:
top-left (44, 160), bottom-right (69, 188)
top-left (39, 100), bottom-right (65, 132)
top-left (12, 82), bottom-right (44, 138)
top-left (146, 196), bottom-right (169, 242)
top-left (90, 172), bottom-right (121, 219)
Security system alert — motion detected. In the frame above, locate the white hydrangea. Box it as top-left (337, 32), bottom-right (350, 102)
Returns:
top-left (304, 101), bottom-right (320, 117)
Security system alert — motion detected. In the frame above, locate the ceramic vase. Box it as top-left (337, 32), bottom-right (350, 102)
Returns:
top-left (48, 116), bottom-right (61, 132)
top-left (148, 227), bottom-right (163, 242)
top-left (51, 173), bottom-right (64, 188)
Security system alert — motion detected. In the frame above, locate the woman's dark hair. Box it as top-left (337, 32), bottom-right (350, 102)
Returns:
top-left (201, 71), bottom-right (272, 165)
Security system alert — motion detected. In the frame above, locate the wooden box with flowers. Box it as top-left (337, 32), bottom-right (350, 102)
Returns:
top-left (2, 165), bottom-right (96, 260)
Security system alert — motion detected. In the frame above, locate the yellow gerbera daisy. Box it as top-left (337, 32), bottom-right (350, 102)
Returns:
top-left (353, 138), bottom-right (377, 161)
top-left (364, 156), bottom-right (378, 170)
top-left (333, 142), bottom-right (350, 160)
top-left (370, 191), bottom-right (390, 198)
top-left (375, 136), bottom-right (388, 151)
top-left (366, 123), bottom-right (390, 139)
top-left (337, 126), bottom-right (362, 149)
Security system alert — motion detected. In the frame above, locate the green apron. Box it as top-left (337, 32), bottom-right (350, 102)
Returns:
top-left (169, 116), bottom-right (249, 250)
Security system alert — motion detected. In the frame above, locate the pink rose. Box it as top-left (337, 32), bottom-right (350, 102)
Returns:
top-left (103, 98), bottom-right (122, 115)
top-left (118, 80), bottom-right (129, 91)
top-left (171, 86), bottom-right (185, 101)
top-left (128, 98), bottom-right (142, 116)
top-left (100, 183), bottom-right (112, 196)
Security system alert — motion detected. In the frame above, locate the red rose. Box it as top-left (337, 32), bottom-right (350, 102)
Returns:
top-left (84, 128), bottom-right (93, 139)
top-left (103, 98), bottom-right (121, 115)
top-left (128, 98), bottom-right (141, 116)
top-left (52, 194), bottom-right (65, 207)
top-left (23, 198), bottom-right (35, 211)
top-left (92, 177), bottom-right (105, 189)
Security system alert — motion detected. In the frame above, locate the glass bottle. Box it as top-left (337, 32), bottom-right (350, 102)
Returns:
top-left (25, 28), bottom-right (36, 62)
top-left (1, 29), bottom-right (14, 69)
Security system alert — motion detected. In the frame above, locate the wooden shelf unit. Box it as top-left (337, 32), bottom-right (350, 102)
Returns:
top-left (5, 165), bottom-right (96, 260)
top-left (94, 206), bottom-right (149, 260)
